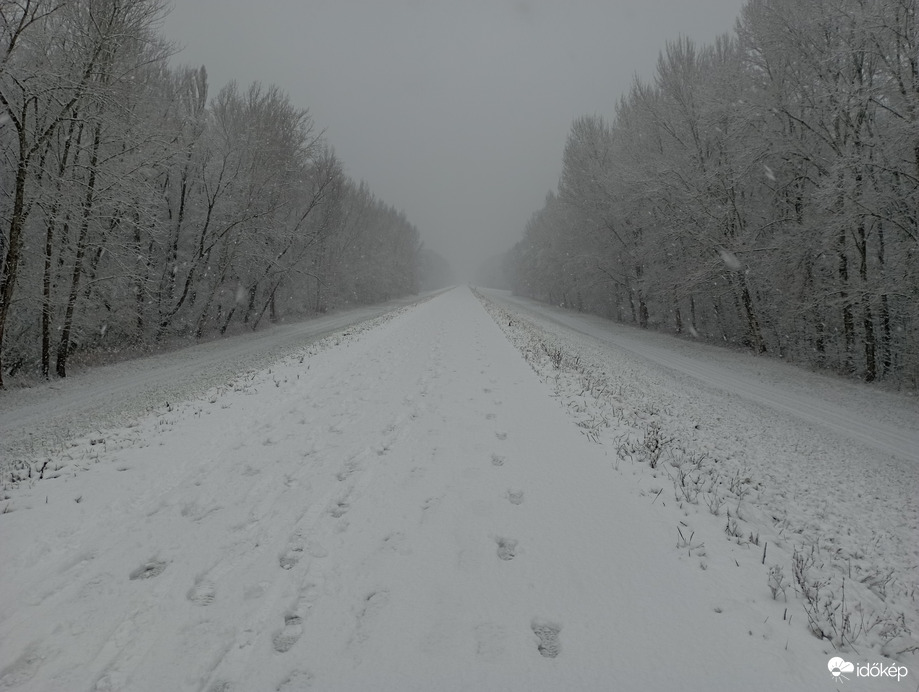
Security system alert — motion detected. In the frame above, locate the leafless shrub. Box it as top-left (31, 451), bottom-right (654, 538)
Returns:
top-left (768, 564), bottom-right (787, 601)
top-left (724, 508), bottom-right (744, 540)
top-left (704, 491), bottom-right (724, 516)
top-left (792, 546), bottom-right (818, 600)
top-left (643, 421), bottom-right (664, 468)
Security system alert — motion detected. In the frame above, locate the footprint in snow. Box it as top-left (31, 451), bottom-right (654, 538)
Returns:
top-left (94, 671), bottom-right (127, 691)
top-left (329, 500), bottom-right (349, 518)
top-left (276, 670), bottom-right (314, 690)
top-left (490, 454), bottom-right (505, 467)
top-left (187, 579), bottom-right (216, 606)
top-left (351, 589), bottom-right (391, 643)
top-left (495, 537), bottom-right (517, 561)
top-left (420, 496), bottom-right (441, 519)
top-left (531, 619), bottom-right (561, 658)
top-left (273, 614), bottom-right (304, 653)
top-left (279, 544), bottom-right (305, 570)
top-left (0, 642), bottom-right (49, 687)
top-left (359, 589), bottom-right (390, 619)
top-left (506, 489), bottom-right (524, 505)
top-left (495, 431), bottom-right (507, 441)
top-left (129, 559), bottom-right (166, 580)
top-left (382, 531), bottom-right (412, 555)
top-left (336, 463), bottom-right (358, 482)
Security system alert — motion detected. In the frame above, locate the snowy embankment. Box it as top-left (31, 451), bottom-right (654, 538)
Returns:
top-left (478, 289), bottom-right (919, 661)
top-left (0, 287), bottom-right (914, 691)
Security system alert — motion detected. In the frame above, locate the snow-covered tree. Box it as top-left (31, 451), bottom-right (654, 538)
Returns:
top-left (0, 1), bottom-right (424, 385)
top-left (514, 0), bottom-right (919, 385)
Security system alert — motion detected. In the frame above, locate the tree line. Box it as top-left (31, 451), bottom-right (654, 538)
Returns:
top-left (0, 0), bottom-right (422, 387)
top-left (508, 0), bottom-right (919, 386)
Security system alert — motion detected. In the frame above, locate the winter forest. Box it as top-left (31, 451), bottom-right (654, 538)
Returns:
top-left (508, 0), bottom-right (919, 387)
top-left (4, 1), bottom-right (919, 393)
top-left (0, 0), bottom-right (426, 388)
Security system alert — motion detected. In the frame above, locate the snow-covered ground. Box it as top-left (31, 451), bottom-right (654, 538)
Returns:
top-left (0, 293), bottom-right (435, 469)
top-left (0, 287), bottom-right (915, 691)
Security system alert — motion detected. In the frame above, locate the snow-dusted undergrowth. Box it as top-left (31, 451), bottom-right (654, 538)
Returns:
top-left (476, 289), bottom-right (918, 662)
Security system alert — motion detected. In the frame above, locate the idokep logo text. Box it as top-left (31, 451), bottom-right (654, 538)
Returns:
top-left (828, 657), bottom-right (909, 683)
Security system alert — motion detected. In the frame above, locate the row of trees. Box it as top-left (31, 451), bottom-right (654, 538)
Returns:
top-left (509, 0), bottom-right (919, 386)
top-left (0, 0), bottom-right (422, 387)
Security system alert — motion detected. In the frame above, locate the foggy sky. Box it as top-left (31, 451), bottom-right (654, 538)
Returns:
top-left (161, 0), bottom-right (746, 280)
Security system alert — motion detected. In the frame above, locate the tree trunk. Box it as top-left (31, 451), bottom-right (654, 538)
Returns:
top-left (219, 306), bottom-right (236, 335)
top-left (133, 221), bottom-right (147, 339)
top-left (252, 281), bottom-right (281, 330)
top-left (689, 295), bottom-right (697, 335)
top-left (876, 224), bottom-right (891, 377)
top-left (42, 216), bottom-right (56, 380)
top-left (41, 118), bottom-right (82, 378)
top-left (56, 122), bottom-right (102, 378)
top-left (0, 143), bottom-right (30, 388)
top-left (739, 276), bottom-right (765, 353)
top-left (674, 294), bottom-right (683, 334)
top-left (638, 293), bottom-right (649, 329)
top-left (856, 224), bottom-right (877, 382)
top-left (838, 229), bottom-right (855, 373)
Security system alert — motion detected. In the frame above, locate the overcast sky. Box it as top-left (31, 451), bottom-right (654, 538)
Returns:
top-left (161, 0), bottom-right (746, 279)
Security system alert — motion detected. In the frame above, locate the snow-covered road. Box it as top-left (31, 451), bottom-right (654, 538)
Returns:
top-left (491, 291), bottom-right (919, 465)
top-left (0, 293), bottom-right (435, 468)
top-left (0, 288), bottom-right (910, 690)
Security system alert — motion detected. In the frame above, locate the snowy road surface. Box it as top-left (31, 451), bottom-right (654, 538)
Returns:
top-left (490, 291), bottom-right (919, 465)
top-left (0, 288), bottom-right (912, 690)
top-left (0, 293), bottom-right (436, 466)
